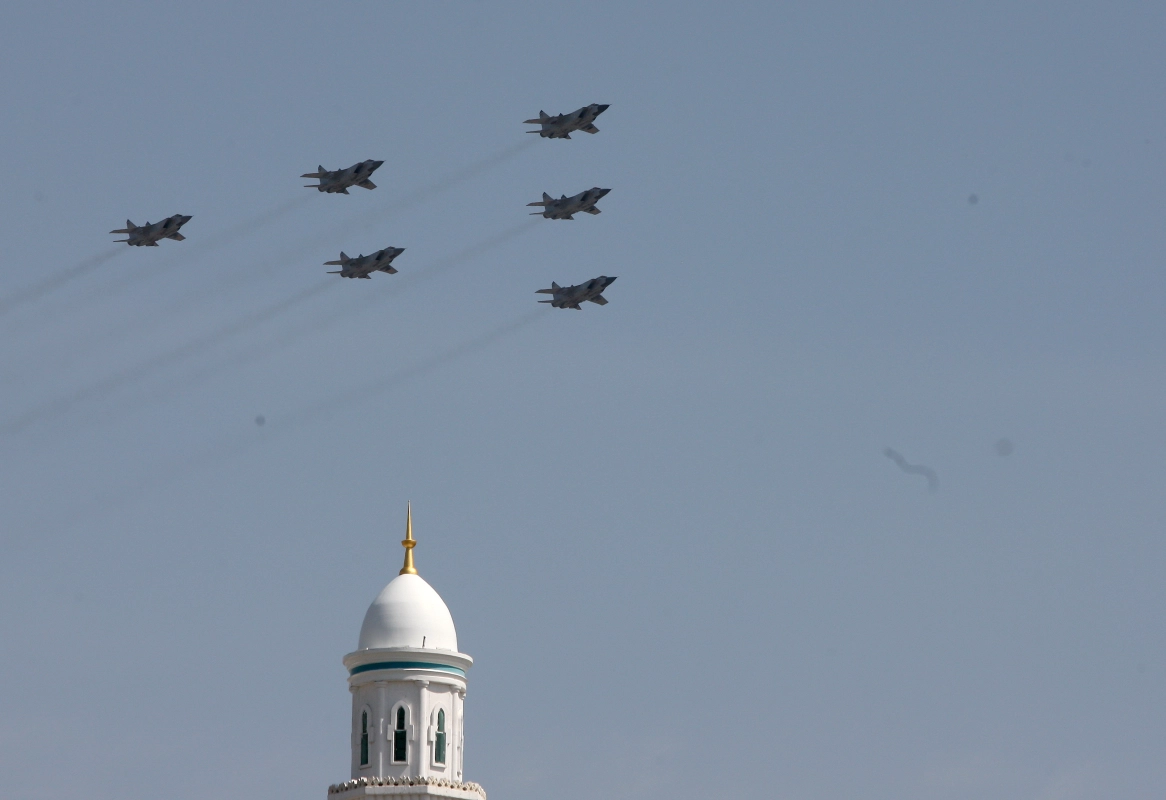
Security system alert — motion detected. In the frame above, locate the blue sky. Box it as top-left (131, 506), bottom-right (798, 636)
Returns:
top-left (1, 3), bottom-right (1164, 799)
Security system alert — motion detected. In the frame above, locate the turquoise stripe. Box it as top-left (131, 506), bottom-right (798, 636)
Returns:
top-left (350, 661), bottom-right (466, 677)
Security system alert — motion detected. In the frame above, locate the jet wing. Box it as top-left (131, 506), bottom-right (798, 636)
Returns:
top-left (167, 232), bottom-right (186, 241)
top-left (583, 207), bottom-right (601, 215)
top-left (588, 294), bottom-right (608, 305)
top-left (580, 124), bottom-right (600, 134)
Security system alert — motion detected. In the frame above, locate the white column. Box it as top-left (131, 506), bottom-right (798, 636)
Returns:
top-left (455, 689), bottom-right (465, 779)
top-left (415, 680), bottom-right (429, 777)
top-left (374, 682), bottom-right (387, 775)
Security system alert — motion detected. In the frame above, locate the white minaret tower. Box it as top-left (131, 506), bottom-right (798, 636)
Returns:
top-left (328, 506), bottom-right (486, 800)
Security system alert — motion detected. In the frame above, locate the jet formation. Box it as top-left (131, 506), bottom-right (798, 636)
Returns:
top-left (536, 276), bottom-right (617, 309)
top-left (525, 104), bottom-right (610, 139)
top-left (324, 247), bottom-right (405, 279)
top-left (302, 160), bottom-right (384, 194)
top-left (103, 103), bottom-right (618, 305)
top-left (110, 215), bottom-right (192, 247)
top-left (527, 187), bottom-right (611, 220)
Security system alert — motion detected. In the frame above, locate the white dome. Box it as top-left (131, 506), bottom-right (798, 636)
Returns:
top-left (357, 573), bottom-right (458, 651)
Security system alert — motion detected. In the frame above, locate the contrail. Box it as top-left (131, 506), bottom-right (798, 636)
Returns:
top-left (0, 280), bottom-right (336, 436)
top-left (286, 309), bottom-right (545, 428)
top-left (883, 447), bottom-right (939, 492)
top-left (334, 139), bottom-right (538, 238)
top-left (1, 196), bottom-right (313, 343)
top-left (8, 143), bottom-right (533, 361)
top-left (120, 220), bottom-right (541, 408)
top-left (290, 219), bottom-right (539, 337)
top-left (0, 248), bottom-right (122, 318)
top-left (73, 196), bottom-right (314, 304)
top-left (49, 310), bottom-right (547, 530)
top-left (104, 143), bottom-right (537, 339)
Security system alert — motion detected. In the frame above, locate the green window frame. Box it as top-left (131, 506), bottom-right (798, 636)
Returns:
top-left (435, 709), bottom-right (447, 765)
top-left (393, 707), bottom-right (408, 763)
top-left (360, 711), bottom-right (369, 767)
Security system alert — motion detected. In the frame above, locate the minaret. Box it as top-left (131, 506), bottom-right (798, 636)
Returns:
top-left (329, 507), bottom-right (484, 800)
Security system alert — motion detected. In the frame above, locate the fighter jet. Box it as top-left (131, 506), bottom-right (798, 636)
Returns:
top-left (528, 187), bottom-right (610, 220)
top-left (302, 160), bottom-right (384, 194)
top-left (536, 276), bottom-right (616, 309)
top-left (324, 246), bottom-right (405, 279)
top-left (110, 215), bottom-right (192, 246)
top-left (525, 104), bottom-right (610, 139)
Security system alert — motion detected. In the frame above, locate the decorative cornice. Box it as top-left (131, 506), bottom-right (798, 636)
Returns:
top-left (344, 647), bottom-right (473, 676)
top-left (350, 661), bottom-right (465, 677)
top-left (329, 776), bottom-right (486, 799)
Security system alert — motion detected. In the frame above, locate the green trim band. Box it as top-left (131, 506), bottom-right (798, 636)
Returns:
top-left (350, 661), bottom-right (466, 677)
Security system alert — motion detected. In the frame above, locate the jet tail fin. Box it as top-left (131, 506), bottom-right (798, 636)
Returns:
top-left (110, 219), bottom-right (136, 234)
top-left (535, 282), bottom-right (561, 294)
top-left (327, 270), bottom-right (343, 275)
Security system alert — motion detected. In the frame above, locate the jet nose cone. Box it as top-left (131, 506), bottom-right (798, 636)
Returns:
top-left (596, 104), bottom-right (610, 113)
top-left (372, 160), bottom-right (384, 168)
top-left (604, 276), bottom-right (617, 285)
top-left (597, 188), bottom-right (611, 197)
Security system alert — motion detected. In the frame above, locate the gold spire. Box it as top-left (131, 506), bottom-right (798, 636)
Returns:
top-left (400, 502), bottom-right (418, 575)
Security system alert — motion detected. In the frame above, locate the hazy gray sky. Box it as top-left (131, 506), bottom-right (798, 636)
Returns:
top-left (1, 2), bottom-right (1164, 799)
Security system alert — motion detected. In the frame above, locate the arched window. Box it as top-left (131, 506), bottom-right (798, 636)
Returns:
top-left (435, 709), bottom-right (447, 765)
top-left (360, 711), bottom-right (369, 767)
top-left (393, 706), bottom-right (408, 763)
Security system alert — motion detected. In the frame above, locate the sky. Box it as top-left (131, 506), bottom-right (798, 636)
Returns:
top-left (1, 2), bottom-right (1164, 799)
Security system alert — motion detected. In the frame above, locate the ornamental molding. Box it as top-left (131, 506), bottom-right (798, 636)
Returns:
top-left (328, 776), bottom-right (486, 799)
top-left (343, 648), bottom-right (474, 684)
